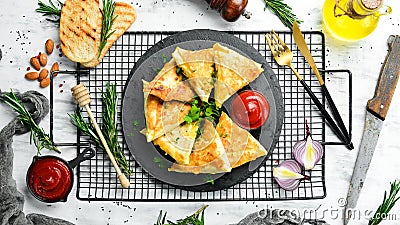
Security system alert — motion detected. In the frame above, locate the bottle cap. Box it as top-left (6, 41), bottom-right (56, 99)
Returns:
top-left (362, 0), bottom-right (382, 9)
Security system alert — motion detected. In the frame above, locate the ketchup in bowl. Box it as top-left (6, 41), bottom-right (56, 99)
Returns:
top-left (27, 156), bottom-right (73, 202)
top-left (230, 90), bottom-right (270, 129)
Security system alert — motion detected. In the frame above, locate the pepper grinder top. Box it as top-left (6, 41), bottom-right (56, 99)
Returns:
top-left (206, 0), bottom-right (249, 22)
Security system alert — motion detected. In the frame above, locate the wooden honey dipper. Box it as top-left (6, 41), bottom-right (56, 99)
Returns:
top-left (71, 83), bottom-right (130, 188)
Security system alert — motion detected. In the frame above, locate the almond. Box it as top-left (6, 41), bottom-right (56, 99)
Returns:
top-left (51, 62), bottom-right (59, 77)
top-left (40, 77), bottom-right (50, 88)
top-left (30, 57), bottom-right (40, 71)
top-left (25, 72), bottom-right (39, 80)
top-left (45, 39), bottom-right (54, 55)
top-left (38, 68), bottom-right (49, 81)
top-left (39, 53), bottom-right (47, 67)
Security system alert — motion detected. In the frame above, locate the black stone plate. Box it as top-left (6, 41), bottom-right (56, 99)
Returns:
top-left (121, 29), bottom-right (283, 192)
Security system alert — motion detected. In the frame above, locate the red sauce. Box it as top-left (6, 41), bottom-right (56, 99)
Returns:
top-left (27, 157), bottom-right (72, 202)
top-left (231, 90), bottom-right (270, 129)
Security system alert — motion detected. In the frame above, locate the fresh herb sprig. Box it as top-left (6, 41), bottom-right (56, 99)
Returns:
top-left (35, 0), bottom-right (63, 22)
top-left (155, 205), bottom-right (208, 225)
top-left (369, 180), bottom-right (400, 225)
top-left (99, 0), bottom-right (117, 58)
top-left (100, 84), bottom-right (132, 175)
top-left (2, 91), bottom-right (60, 154)
top-left (264, 0), bottom-right (302, 30)
top-left (69, 84), bottom-right (132, 175)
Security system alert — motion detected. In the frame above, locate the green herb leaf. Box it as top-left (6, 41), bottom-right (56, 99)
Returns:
top-left (176, 67), bottom-right (183, 75)
top-left (264, 0), bottom-right (302, 30)
top-left (211, 64), bottom-right (217, 79)
top-left (162, 53), bottom-right (167, 63)
top-left (196, 126), bottom-right (204, 140)
top-left (2, 90), bottom-right (60, 154)
top-left (184, 101), bottom-right (201, 124)
top-left (204, 175), bottom-right (215, 185)
top-left (202, 100), bottom-right (221, 123)
top-left (153, 157), bottom-right (164, 168)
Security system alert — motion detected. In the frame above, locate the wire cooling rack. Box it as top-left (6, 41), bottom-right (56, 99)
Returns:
top-left (50, 31), bottom-right (352, 201)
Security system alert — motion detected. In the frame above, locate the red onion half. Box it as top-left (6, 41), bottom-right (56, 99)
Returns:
top-left (273, 160), bottom-right (310, 191)
top-left (292, 122), bottom-right (324, 170)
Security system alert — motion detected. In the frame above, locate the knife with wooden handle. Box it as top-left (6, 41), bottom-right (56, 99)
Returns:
top-left (344, 35), bottom-right (400, 225)
top-left (292, 21), bottom-right (353, 149)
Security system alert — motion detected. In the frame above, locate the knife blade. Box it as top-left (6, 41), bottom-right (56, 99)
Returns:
top-left (292, 21), bottom-right (325, 85)
top-left (344, 35), bottom-right (400, 225)
top-left (292, 21), bottom-right (353, 149)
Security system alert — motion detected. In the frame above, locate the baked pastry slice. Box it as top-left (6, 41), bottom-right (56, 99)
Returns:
top-left (144, 59), bottom-right (195, 102)
top-left (213, 43), bottom-right (264, 107)
top-left (172, 47), bottom-right (215, 102)
top-left (216, 112), bottom-right (268, 168)
top-left (169, 119), bottom-right (232, 174)
top-left (142, 80), bottom-right (191, 142)
top-left (153, 122), bottom-right (199, 165)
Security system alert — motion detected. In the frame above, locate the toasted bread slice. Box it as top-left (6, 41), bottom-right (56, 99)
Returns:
top-left (60, 0), bottom-right (101, 63)
top-left (81, 2), bottom-right (136, 67)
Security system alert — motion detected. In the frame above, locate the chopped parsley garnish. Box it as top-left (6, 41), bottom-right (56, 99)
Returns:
top-left (196, 127), bottom-right (204, 140)
top-left (162, 53), bottom-right (167, 63)
top-left (204, 175), bottom-right (215, 185)
top-left (176, 67), bottom-right (183, 75)
top-left (176, 67), bottom-right (188, 81)
top-left (204, 101), bottom-right (220, 121)
top-left (211, 64), bottom-right (218, 79)
top-left (220, 133), bottom-right (228, 138)
top-left (153, 67), bottom-right (161, 74)
top-left (184, 98), bottom-right (221, 124)
top-left (210, 65), bottom-right (218, 85)
top-left (153, 157), bottom-right (164, 168)
top-left (184, 99), bottom-right (201, 123)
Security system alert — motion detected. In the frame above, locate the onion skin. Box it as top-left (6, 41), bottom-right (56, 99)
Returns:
top-left (292, 123), bottom-right (324, 170)
top-left (273, 160), bottom-right (309, 191)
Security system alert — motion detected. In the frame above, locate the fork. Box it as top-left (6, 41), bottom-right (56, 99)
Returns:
top-left (265, 31), bottom-right (352, 150)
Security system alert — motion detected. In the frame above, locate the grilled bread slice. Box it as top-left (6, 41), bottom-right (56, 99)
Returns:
top-left (81, 2), bottom-right (136, 67)
top-left (60, 0), bottom-right (101, 63)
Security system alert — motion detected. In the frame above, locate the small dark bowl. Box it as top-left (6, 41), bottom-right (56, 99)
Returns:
top-left (26, 147), bottom-right (95, 203)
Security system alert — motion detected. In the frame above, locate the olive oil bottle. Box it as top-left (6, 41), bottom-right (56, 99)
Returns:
top-left (322, 0), bottom-right (391, 41)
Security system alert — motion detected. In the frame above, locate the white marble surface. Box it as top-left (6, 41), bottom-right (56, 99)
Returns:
top-left (1, 0), bottom-right (400, 224)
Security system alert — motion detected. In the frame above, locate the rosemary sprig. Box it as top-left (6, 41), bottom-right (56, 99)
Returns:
top-left (2, 91), bottom-right (60, 154)
top-left (36, 0), bottom-right (63, 21)
top-left (69, 84), bottom-right (132, 175)
top-left (155, 205), bottom-right (208, 225)
top-left (369, 180), bottom-right (400, 225)
top-left (264, 0), bottom-right (302, 30)
top-left (99, 0), bottom-right (117, 58)
top-left (100, 83), bottom-right (132, 175)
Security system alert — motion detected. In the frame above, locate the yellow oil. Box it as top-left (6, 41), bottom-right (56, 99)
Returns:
top-left (322, 0), bottom-right (380, 41)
